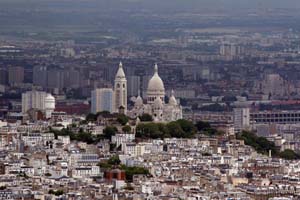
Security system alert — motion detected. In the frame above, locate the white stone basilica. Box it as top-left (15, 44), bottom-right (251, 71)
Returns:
top-left (113, 62), bottom-right (182, 122)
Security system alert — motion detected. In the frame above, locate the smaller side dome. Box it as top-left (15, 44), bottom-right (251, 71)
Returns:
top-left (135, 96), bottom-right (143, 107)
top-left (169, 90), bottom-right (177, 106)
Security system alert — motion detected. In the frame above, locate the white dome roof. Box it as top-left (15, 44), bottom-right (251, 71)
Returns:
top-left (169, 90), bottom-right (177, 106)
top-left (45, 93), bottom-right (55, 101)
top-left (115, 62), bottom-right (126, 79)
top-left (135, 96), bottom-right (143, 107)
top-left (147, 64), bottom-right (165, 92)
top-left (45, 94), bottom-right (55, 109)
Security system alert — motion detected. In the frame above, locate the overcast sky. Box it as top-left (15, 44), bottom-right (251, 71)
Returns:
top-left (2, 0), bottom-right (300, 10)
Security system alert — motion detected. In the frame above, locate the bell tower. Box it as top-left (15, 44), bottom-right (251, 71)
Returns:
top-left (114, 62), bottom-right (127, 113)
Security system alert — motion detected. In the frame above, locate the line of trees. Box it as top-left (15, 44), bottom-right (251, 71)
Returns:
top-left (136, 119), bottom-right (223, 139)
top-left (237, 131), bottom-right (300, 160)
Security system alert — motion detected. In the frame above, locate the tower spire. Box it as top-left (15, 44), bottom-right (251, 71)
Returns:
top-left (171, 89), bottom-right (175, 96)
top-left (154, 63), bottom-right (158, 74)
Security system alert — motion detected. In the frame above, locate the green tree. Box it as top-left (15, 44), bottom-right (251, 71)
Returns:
top-left (120, 165), bottom-right (150, 182)
top-left (0, 186), bottom-right (6, 190)
top-left (45, 173), bottom-right (52, 177)
top-left (103, 126), bottom-right (118, 139)
top-left (86, 113), bottom-right (97, 122)
top-left (136, 123), bottom-right (161, 139)
top-left (49, 190), bottom-right (64, 196)
top-left (279, 149), bottom-right (300, 160)
top-left (107, 155), bottom-right (121, 165)
top-left (122, 125), bottom-right (132, 133)
top-left (167, 122), bottom-right (185, 138)
top-left (237, 131), bottom-right (279, 156)
top-left (117, 114), bottom-right (129, 125)
top-left (195, 121), bottom-right (211, 131)
top-left (76, 131), bottom-right (94, 144)
top-left (97, 111), bottom-right (111, 116)
top-left (176, 119), bottom-right (196, 135)
top-left (139, 114), bottom-right (153, 122)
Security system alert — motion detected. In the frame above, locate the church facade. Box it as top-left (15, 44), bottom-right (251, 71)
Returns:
top-left (113, 63), bottom-right (182, 122)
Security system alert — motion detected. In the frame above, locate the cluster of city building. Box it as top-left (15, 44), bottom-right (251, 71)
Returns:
top-left (1, 17), bottom-right (300, 199)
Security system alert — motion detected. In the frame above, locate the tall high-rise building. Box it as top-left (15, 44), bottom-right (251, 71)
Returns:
top-left (47, 69), bottom-right (64, 89)
top-left (22, 91), bottom-right (55, 118)
top-left (234, 106), bottom-right (250, 133)
top-left (91, 88), bottom-right (114, 114)
top-left (8, 66), bottom-right (24, 85)
top-left (114, 62), bottom-right (127, 113)
top-left (220, 43), bottom-right (244, 57)
top-left (33, 66), bottom-right (47, 87)
top-left (0, 68), bottom-right (7, 85)
top-left (127, 75), bottom-right (140, 97)
top-left (262, 74), bottom-right (286, 98)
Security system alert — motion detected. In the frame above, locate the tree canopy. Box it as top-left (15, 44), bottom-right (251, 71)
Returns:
top-left (136, 119), bottom-right (196, 139)
top-left (103, 126), bottom-right (118, 139)
top-left (139, 113), bottom-right (153, 122)
top-left (236, 131), bottom-right (300, 160)
top-left (122, 125), bottom-right (132, 133)
top-left (117, 114), bottom-right (129, 125)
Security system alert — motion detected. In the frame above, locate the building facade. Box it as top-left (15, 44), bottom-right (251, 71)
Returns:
top-left (22, 91), bottom-right (55, 119)
top-left (91, 88), bottom-right (114, 114)
top-left (126, 64), bottom-right (182, 122)
top-left (234, 107), bottom-right (250, 133)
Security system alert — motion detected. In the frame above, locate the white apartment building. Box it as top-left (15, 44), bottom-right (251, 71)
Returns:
top-left (72, 166), bottom-right (101, 178)
top-left (111, 133), bottom-right (135, 147)
top-left (122, 143), bottom-right (145, 157)
top-left (22, 90), bottom-right (55, 118)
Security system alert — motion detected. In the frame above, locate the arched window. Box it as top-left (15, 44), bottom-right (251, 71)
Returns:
top-left (117, 83), bottom-right (120, 88)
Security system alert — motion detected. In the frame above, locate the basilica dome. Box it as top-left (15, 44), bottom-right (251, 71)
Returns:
top-left (147, 64), bottom-right (165, 94)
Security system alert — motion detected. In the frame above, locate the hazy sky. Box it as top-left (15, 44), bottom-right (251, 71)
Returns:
top-left (1, 0), bottom-right (300, 11)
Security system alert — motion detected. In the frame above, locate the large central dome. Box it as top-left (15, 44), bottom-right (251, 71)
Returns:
top-left (147, 64), bottom-right (165, 104)
top-left (147, 64), bottom-right (165, 92)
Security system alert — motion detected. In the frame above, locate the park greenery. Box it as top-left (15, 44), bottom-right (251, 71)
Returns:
top-left (86, 112), bottom-right (129, 126)
top-left (138, 113), bottom-right (153, 122)
top-left (50, 127), bottom-right (96, 144)
top-left (122, 125), bottom-right (132, 133)
top-left (55, 112), bottom-right (300, 161)
top-left (136, 119), bottom-right (197, 139)
top-left (237, 131), bottom-right (300, 160)
top-left (136, 119), bottom-right (223, 139)
top-left (86, 111), bottom-right (111, 122)
top-left (120, 165), bottom-right (150, 181)
top-left (117, 114), bottom-right (129, 125)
